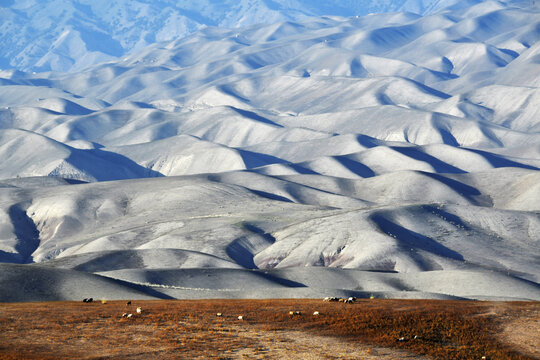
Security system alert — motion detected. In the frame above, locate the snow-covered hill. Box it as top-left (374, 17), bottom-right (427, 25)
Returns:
top-left (0, 0), bottom-right (539, 301)
top-left (0, 0), bottom-right (460, 73)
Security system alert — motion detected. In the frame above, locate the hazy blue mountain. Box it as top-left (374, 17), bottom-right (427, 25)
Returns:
top-left (0, 0), bottom-right (460, 72)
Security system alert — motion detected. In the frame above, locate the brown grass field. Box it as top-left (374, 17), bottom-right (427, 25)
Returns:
top-left (0, 299), bottom-right (538, 359)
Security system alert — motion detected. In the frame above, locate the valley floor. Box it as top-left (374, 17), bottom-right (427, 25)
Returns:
top-left (0, 299), bottom-right (537, 359)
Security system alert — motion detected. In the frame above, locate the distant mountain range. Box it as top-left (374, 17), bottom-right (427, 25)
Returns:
top-left (0, 0), bottom-right (539, 301)
top-left (0, 0), bottom-right (464, 72)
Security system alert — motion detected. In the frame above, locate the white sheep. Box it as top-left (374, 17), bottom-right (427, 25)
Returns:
top-left (136, 307), bottom-right (142, 314)
top-left (237, 315), bottom-right (243, 320)
top-left (313, 311), bottom-right (320, 316)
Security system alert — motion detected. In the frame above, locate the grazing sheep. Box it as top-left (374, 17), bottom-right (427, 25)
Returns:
top-left (136, 307), bottom-right (142, 314)
top-left (121, 313), bottom-right (128, 318)
top-left (127, 314), bottom-right (133, 318)
top-left (216, 313), bottom-right (222, 317)
top-left (126, 301), bottom-right (131, 306)
top-left (289, 310), bottom-right (302, 316)
top-left (237, 316), bottom-right (243, 320)
top-left (323, 297), bottom-right (339, 302)
top-left (87, 298), bottom-right (93, 303)
top-left (313, 311), bottom-right (320, 316)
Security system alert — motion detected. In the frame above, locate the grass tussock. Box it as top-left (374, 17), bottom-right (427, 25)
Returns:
top-left (0, 299), bottom-right (537, 359)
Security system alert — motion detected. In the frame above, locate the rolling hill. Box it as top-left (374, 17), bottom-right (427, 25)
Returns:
top-left (0, 0), bottom-right (539, 301)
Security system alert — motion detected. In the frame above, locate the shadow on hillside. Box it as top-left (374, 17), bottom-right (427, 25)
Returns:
top-left (248, 189), bottom-right (294, 203)
top-left (467, 148), bottom-right (540, 170)
top-left (335, 156), bottom-right (376, 178)
top-left (252, 270), bottom-right (307, 288)
top-left (8, 203), bottom-right (40, 264)
top-left (370, 213), bottom-right (464, 270)
top-left (356, 134), bottom-right (380, 148)
top-left (391, 146), bottom-right (465, 173)
top-left (238, 149), bottom-right (287, 169)
top-left (230, 106), bottom-right (284, 127)
top-left (61, 148), bottom-right (164, 181)
top-left (0, 250), bottom-right (23, 264)
top-left (226, 223), bottom-right (276, 270)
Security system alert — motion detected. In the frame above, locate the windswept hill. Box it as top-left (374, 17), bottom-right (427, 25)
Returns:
top-left (0, 0), bottom-right (539, 301)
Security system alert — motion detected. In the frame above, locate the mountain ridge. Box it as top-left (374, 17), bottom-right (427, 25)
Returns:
top-left (0, 0), bottom-right (467, 72)
top-left (0, 0), bottom-right (539, 301)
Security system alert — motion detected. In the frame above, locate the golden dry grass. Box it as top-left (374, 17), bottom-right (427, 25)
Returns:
top-left (0, 299), bottom-right (538, 359)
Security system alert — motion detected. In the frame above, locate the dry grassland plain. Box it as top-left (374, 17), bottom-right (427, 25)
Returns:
top-left (0, 299), bottom-right (538, 359)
